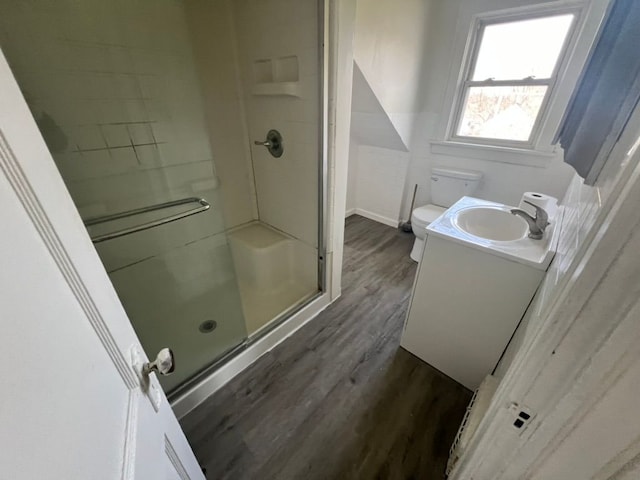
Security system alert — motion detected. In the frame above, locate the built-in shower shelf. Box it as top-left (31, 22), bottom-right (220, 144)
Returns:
top-left (252, 55), bottom-right (300, 97)
top-left (251, 81), bottom-right (301, 97)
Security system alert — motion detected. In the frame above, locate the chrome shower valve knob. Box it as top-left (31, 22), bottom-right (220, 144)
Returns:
top-left (142, 348), bottom-right (175, 376)
top-left (254, 129), bottom-right (284, 157)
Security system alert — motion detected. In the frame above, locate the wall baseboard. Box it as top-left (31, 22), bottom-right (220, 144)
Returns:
top-left (351, 208), bottom-right (398, 227)
top-left (345, 207), bottom-right (357, 217)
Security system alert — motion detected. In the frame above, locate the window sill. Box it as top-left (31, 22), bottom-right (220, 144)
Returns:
top-left (430, 141), bottom-right (558, 168)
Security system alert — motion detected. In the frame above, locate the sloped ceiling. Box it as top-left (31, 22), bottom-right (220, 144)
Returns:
top-left (350, 61), bottom-right (408, 152)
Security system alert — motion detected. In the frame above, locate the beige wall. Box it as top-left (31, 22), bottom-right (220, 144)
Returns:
top-left (232, 0), bottom-right (321, 248)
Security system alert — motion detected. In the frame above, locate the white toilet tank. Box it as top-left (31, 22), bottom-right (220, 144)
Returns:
top-left (430, 167), bottom-right (482, 207)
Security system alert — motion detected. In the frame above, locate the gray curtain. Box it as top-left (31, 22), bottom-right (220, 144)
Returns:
top-left (555, 0), bottom-right (640, 185)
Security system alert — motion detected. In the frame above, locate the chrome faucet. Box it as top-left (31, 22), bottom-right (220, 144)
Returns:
top-left (511, 200), bottom-right (550, 240)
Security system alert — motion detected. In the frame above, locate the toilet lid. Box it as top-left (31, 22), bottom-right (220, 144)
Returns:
top-left (413, 204), bottom-right (446, 224)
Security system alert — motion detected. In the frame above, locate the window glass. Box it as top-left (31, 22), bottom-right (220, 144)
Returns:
top-left (458, 85), bottom-right (548, 141)
top-left (472, 15), bottom-right (574, 81)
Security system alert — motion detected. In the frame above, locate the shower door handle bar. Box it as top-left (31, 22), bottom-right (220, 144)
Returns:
top-left (84, 197), bottom-right (210, 244)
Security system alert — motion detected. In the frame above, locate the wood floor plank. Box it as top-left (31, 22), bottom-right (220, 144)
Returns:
top-left (181, 215), bottom-right (472, 479)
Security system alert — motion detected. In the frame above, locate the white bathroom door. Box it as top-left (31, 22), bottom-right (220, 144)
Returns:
top-left (0, 52), bottom-right (205, 479)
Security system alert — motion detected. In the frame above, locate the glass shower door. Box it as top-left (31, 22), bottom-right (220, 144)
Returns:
top-left (0, 0), bottom-right (249, 392)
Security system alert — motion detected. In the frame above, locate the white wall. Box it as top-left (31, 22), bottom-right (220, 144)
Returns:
top-left (494, 67), bottom-right (640, 380)
top-left (350, 62), bottom-right (407, 151)
top-left (353, 0), bottom-right (431, 147)
top-left (347, 143), bottom-right (410, 226)
top-left (348, 56), bottom-right (410, 226)
top-left (328, 0), bottom-right (358, 300)
top-left (456, 51), bottom-right (640, 478)
top-left (346, 0), bottom-right (426, 227)
top-left (346, 138), bottom-right (359, 214)
top-left (398, 0), bottom-right (609, 218)
top-left (347, 0), bottom-right (607, 229)
top-left (407, 148), bottom-right (576, 209)
top-left (493, 170), bottom-right (598, 378)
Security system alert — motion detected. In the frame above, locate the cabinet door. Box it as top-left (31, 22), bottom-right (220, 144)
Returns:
top-left (401, 235), bottom-right (543, 389)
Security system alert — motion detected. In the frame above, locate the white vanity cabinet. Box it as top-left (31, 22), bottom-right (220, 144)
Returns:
top-left (401, 234), bottom-right (544, 390)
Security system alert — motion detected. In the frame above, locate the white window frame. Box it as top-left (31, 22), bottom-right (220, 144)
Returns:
top-left (448, 6), bottom-right (582, 150)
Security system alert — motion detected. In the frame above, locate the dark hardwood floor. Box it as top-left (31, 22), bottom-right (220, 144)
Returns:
top-left (180, 215), bottom-right (472, 480)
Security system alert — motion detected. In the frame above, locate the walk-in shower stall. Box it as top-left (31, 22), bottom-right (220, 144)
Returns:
top-left (0, 0), bottom-right (325, 394)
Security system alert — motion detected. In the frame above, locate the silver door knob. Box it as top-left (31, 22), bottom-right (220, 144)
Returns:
top-left (142, 348), bottom-right (175, 376)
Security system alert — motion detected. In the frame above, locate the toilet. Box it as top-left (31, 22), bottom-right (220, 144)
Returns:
top-left (410, 167), bottom-right (482, 261)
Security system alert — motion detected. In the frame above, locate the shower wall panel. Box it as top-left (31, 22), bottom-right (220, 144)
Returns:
top-left (1, 2), bottom-right (216, 220)
top-left (0, 0), bottom-right (249, 392)
top-left (185, 0), bottom-right (259, 230)
top-left (233, 0), bottom-right (321, 249)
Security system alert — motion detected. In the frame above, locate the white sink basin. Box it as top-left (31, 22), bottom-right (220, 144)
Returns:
top-left (426, 196), bottom-right (560, 270)
top-left (453, 206), bottom-right (528, 242)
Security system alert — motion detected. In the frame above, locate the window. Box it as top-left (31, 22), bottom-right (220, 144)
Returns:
top-left (452, 12), bottom-right (576, 147)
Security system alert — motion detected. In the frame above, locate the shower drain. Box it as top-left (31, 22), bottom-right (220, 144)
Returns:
top-left (198, 320), bottom-right (218, 334)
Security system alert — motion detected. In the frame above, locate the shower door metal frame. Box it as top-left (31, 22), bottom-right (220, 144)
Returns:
top-left (317, 0), bottom-right (329, 295)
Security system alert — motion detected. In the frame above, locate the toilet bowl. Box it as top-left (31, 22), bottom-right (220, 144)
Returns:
top-left (410, 205), bottom-right (446, 261)
top-left (409, 167), bottom-right (483, 262)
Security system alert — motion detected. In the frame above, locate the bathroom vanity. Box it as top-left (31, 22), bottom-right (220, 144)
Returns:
top-left (401, 196), bottom-right (559, 390)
